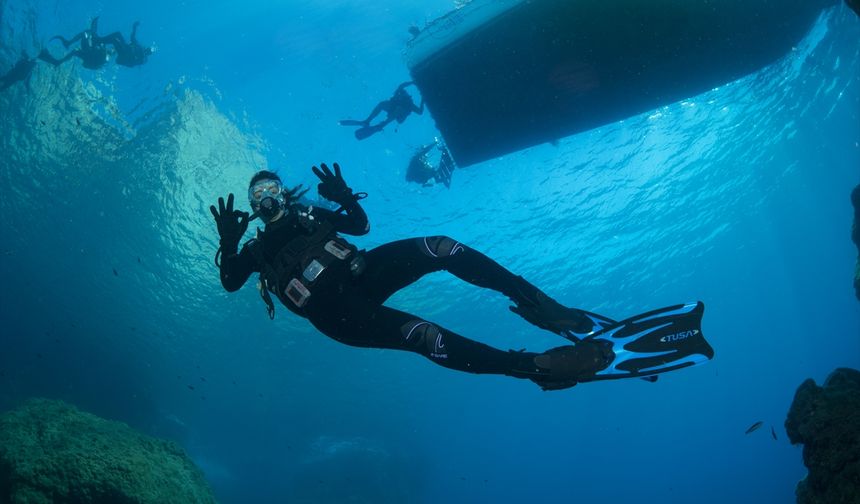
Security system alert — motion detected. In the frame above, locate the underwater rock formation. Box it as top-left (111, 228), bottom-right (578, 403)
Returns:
top-left (0, 398), bottom-right (217, 504)
top-left (852, 185), bottom-right (859, 301)
top-left (785, 368), bottom-right (860, 504)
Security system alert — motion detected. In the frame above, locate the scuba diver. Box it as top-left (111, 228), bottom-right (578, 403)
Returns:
top-left (96, 21), bottom-right (154, 68)
top-left (339, 82), bottom-right (424, 140)
top-left (39, 17), bottom-right (109, 70)
top-left (1, 51), bottom-right (38, 91)
top-left (406, 139), bottom-right (456, 188)
top-left (210, 164), bottom-right (714, 390)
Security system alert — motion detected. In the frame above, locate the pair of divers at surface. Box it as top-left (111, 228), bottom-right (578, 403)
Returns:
top-left (211, 164), bottom-right (714, 390)
top-left (39, 17), bottom-right (153, 71)
top-left (1, 18), bottom-right (152, 91)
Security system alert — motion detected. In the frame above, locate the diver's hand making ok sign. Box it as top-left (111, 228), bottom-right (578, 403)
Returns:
top-left (209, 193), bottom-right (249, 251)
top-left (312, 162), bottom-right (356, 206)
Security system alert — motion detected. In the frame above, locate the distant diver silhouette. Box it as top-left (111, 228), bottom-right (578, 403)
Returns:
top-left (97, 21), bottom-right (154, 67)
top-left (1, 51), bottom-right (38, 91)
top-left (40, 17), bottom-right (110, 70)
top-left (339, 81), bottom-right (424, 140)
top-left (406, 139), bottom-right (457, 188)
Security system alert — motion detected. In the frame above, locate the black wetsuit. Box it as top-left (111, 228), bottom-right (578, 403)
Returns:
top-left (340, 82), bottom-right (425, 140)
top-left (218, 201), bottom-right (530, 376)
top-left (97, 22), bottom-right (151, 67)
top-left (41, 18), bottom-right (109, 70)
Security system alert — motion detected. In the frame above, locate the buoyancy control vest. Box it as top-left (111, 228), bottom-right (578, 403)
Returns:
top-left (249, 206), bottom-right (365, 319)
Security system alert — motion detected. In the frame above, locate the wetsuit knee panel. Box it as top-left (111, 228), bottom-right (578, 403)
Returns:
top-left (400, 320), bottom-right (448, 359)
top-left (418, 236), bottom-right (464, 258)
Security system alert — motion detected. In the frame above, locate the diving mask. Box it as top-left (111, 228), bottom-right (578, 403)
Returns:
top-left (248, 179), bottom-right (286, 222)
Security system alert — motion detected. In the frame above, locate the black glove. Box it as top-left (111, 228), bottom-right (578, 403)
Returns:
top-left (312, 162), bottom-right (355, 206)
top-left (209, 193), bottom-right (249, 252)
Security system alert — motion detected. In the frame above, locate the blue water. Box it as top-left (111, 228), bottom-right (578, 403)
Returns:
top-left (1, 1), bottom-right (859, 503)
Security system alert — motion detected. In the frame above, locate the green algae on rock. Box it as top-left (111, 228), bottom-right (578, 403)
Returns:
top-left (0, 398), bottom-right (217, 504)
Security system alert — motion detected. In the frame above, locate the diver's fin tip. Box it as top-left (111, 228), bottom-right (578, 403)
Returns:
top-left (583, 301), bottom-right (714, 382)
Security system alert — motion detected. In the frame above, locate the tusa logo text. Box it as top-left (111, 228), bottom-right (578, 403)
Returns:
top-left (661, 329), bottom-right (699, 343)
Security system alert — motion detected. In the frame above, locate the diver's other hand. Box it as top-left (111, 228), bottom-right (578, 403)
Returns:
top-left (313, 162), bottom-right (355, 205)
top-left (209, 193), bottom-right (249, 251)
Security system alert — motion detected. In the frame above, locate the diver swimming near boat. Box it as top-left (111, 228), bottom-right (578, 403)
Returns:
top-left (406, 139), bottom-right (457, 188)
top-left (210, 164), bottom-right (714, 390)
top-left (339, 82), bottom-right (424, 140)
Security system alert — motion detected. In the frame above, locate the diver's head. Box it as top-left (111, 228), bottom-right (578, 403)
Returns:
top-left (248, 170), bottom-right (286, 223)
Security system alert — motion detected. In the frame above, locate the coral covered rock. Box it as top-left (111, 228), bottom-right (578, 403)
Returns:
top-left (0, 398), bottom-right (217, 504)
top-left (785, 368), bottom-right (860, 504)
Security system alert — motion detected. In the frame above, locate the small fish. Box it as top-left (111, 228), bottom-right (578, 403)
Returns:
top-left (137, 256), bottom-right (141, 263)
top-left (75, 118), bottom-right (81, 126)
top-left (200, 377), bottom-right (206, 382)
top-left (187, 385), bottom-right (195, 391)
top-left (771, 426), bottom-right (778, 440)
top-left (112, 268), bottom-right (118, 277)
top-left (745, 421), bottom-right (763, 434)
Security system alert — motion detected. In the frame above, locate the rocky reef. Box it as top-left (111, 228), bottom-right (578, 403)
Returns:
top-left (852, 185), bottom-right (859, 301)
top-left (785, 368), bottom-right (860, 504)
top-left (0, 398), bottom-right (217, 504)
